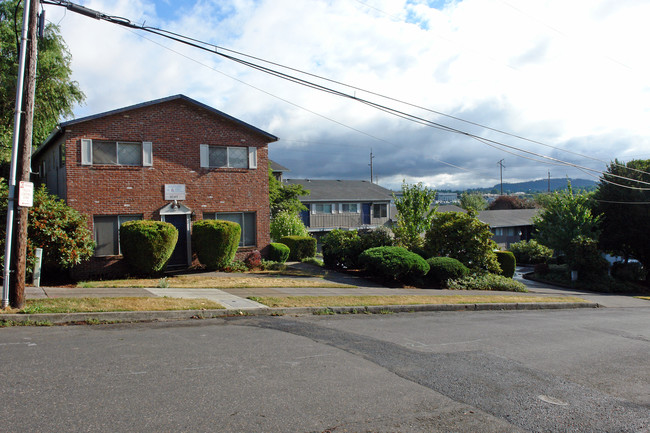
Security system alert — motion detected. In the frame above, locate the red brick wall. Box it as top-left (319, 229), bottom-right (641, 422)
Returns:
top-left (45, 98), bottom-right (273, 279)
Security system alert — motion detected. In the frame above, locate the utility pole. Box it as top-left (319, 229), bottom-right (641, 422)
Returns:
top-left (548, 170), bottom-right (551, 193)
top-left (369, 148), bottom-right (375, 183)
top-left (2, 0), bottom-right (33, 309)
top-left (2, 0), bottom-right (39, 309)
top-left (497, 159), bottom-right (505, 195)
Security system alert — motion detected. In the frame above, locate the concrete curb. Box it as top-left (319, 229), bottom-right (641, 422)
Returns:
top-left (0, 302), bottom-right (600, 325)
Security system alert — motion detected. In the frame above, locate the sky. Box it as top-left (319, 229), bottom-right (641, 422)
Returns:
top-left (40, 0), bottom-right (650, 191)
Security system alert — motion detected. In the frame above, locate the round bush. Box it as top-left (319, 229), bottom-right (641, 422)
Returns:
top-left (268, 242), bottom-right (290, 263)
top-left (359, 246), bottom-right (429, 282)
top-left (120, 220), bottom-right (178, 274)
top-left (426, 257), bottom-right (469, 285)
top-left (495, 251), bottom-right (516, 278)
top-left (192, 220), bottom-right (241, 270)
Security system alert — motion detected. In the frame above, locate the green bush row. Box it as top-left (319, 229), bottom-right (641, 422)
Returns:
top-left (278, 236), bottom-right (317, 261)
top-left (358, 246), bottom-right (429, 282)
top-left (321, 228), bottom-right (393, 269)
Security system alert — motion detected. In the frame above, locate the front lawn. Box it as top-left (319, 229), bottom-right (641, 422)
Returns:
top-left (249, 295), bottom-right (586, 308)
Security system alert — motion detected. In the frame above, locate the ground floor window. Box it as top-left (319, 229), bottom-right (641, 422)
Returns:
top-left (312, 203), bottom-right (333, 214)
top-left (204, 212), bottom-right (256, 247)
top-left (373, 203), bottom-right (387, 218)
top-left (93, 215), bottom-right (142, 256)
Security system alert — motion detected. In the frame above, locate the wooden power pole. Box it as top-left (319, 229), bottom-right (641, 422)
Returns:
top-left (9, 0), bottom-right (39, 309)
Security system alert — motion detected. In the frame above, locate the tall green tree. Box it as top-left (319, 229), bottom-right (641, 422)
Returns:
top-left (459, 191), bottom-right (487, 211)
top-left (0, 0), bottom-right (84, 160)
top-left (392, 182), bottom-right (437, 250)
top-left (268, 166), bottom-right (309, 217)
top-left (533, 182), bottom-right (601, 256)
top-left (594, 159), bottom-right (650, 277)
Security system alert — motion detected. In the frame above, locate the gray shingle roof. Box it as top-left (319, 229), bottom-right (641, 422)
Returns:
top-left (285, 179), bottom-right (393, 202)
top-left (477, 208), bottom-right (541, 228)
top-left (270, 160), bottom-right (289, 172)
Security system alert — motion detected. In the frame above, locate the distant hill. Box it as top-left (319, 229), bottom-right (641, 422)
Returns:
top-left (473, 178), bottom-right (597, 194)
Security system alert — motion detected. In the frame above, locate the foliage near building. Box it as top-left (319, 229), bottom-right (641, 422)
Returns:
top-left (533, 182), bottom-right (601, 257)
top-left (459, 191), bottom-right (487, 211)
top-left (508, 239), bottom-right (553, 264)
top-left (425, 256), bottom-right (469, 286)
top-left (278, 235), bottom-right (316, 261)
top-left (120, 220), bottom-right (178, 274)
top-left (358, 246), bottom-right (429, 282)
top-left (424, 211), bottom-right (501, 273)
top-left (192, 220), bottom-right (240, 270)
top-left (393, 182), bottom-right (437, 250)
top-left (268, 166), bottom-right (309, 217)
top-left (0, 182), bottom-right (94, 273)
top-left (270, 210), bottom-right (308, 241)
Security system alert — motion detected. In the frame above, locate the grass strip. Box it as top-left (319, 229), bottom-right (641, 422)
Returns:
top-left (635, 296), bottom-right (650, 301)
top-left (248, 295), bottom-right (587, 308)
top-left (77, 276), bottom-right (353, 289)
top-left (0, 297), bottom-right (223, 314)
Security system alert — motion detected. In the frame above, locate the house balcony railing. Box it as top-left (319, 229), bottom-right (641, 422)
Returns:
top-left (307, 213), bottom-right (389, 231)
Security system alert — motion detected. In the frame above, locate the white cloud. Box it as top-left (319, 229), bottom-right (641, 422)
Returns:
top-left (42, 0), bottom-right (650, 190)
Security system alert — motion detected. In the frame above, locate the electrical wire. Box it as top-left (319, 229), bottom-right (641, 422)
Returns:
top-left (41, 0), bottom-right (650, 190)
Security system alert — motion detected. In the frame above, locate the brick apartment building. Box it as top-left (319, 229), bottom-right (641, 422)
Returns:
top-left (32, 95), bottom-right (277, 278)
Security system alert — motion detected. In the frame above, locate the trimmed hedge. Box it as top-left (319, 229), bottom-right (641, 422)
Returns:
top-left (120, 220), bottom-right (178, 274)
top-left (495, 251), bottom-right (516, 278)
top-left (508, 239), bottom-right (553, 264)
top-left (426, 257), bottom-right (469, 285)
top-left (192, 220), bottom-right (241, 270)
top-left (322, 228), bottom-right (393, 270)
top-left (359, 246), bottom-right (429, 282)
top-left (268, 242), bottom-right (290, 263)
top-left (279, 235), bottom-right (316, 261)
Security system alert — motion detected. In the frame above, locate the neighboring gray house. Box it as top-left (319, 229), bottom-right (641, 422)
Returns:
top-left (270, 160), bottom-right (289, 181)
top-left (284, 179), bottom-right (394, 233)
top-left (477, 208), bottom-right (541, 248)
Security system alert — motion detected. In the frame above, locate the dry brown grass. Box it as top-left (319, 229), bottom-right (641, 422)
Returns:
top-left (249, 295), bottom-right (587, 308)
top-left (0, 297), bottom-right (223, 314)
top-left (636, 296), bottom-right (650, 301)
top-left (78, 275), bottom-right (353, 289)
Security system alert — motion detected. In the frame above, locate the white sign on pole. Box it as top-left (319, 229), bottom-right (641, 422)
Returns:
top-left (18, 181), bottom-right (33, 207)
top-left (165, 184), bottom-right (186, 201)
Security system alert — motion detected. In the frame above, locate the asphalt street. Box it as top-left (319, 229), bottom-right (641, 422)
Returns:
top-left (0, 307), bottom-right (648, 432)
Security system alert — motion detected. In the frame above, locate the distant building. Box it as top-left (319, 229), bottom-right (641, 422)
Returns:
top-left (436, 192), bottom-right (458, 203)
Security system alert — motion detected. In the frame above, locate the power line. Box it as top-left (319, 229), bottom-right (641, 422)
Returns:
top-left (42, 0), bottom-right (650, 190)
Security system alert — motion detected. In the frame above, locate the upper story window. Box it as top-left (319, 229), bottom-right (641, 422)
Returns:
top-left (200, 145), bottom-right (257, 169)
top-left (80, 139), bottom-right (153, 167)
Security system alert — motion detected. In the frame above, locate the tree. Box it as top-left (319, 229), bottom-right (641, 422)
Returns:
top-left (424, 211), bottom-right (501, 273)
top-left (594, 159), bottom-right (650, 277)
top-left (268, 165), bottom-right (309, 217)
top-left (0, 0), bottom-right (85, 160)
top-left (0, 181), bottom-right (94, 273)
top-left (459, 191), bottom-right (487, 211)
top-left (487, 195), bottom-right (537, 210)
top-left (392, 182), bottom-right (437, 250)
top-left (532, 182), bottom-right (601, 256)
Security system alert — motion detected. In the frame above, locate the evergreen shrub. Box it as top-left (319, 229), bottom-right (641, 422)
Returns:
top-left (268, 242), bottom-right (290, 263)
top-left (120, 220), bottom-right (178, 274)
top-left (426, 257), bottom-right (469, 286)
top-left (321, 229), bottom-right (359, 269)
top-left (508, 239), bottom-right (553, 264)
top-left (495, 251), bottom-right (516, 278)
top-left (611, 261), bottom-right (646, 281)
top-left (358, 246), bottom-right (429, 282)
top-left (279, 235), bottom-right (316, 261)
top-left (192, 220), bottom-right (241, 270)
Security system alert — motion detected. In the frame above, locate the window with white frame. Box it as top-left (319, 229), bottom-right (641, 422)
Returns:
top-left (81, 139), bottom-right (152, 167)
top-left (340, 203), bottom-right (359, 213)
top-left (204, 212), bottom-right (256, 247)
top-left (373, 203), bottom-right (387, 218)
top-left (93, 215), bottom-right (142, 256)
top-left (200, 145), bottom-right (257, 169)
top-left (312, 203), bottom-right (333, 214)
